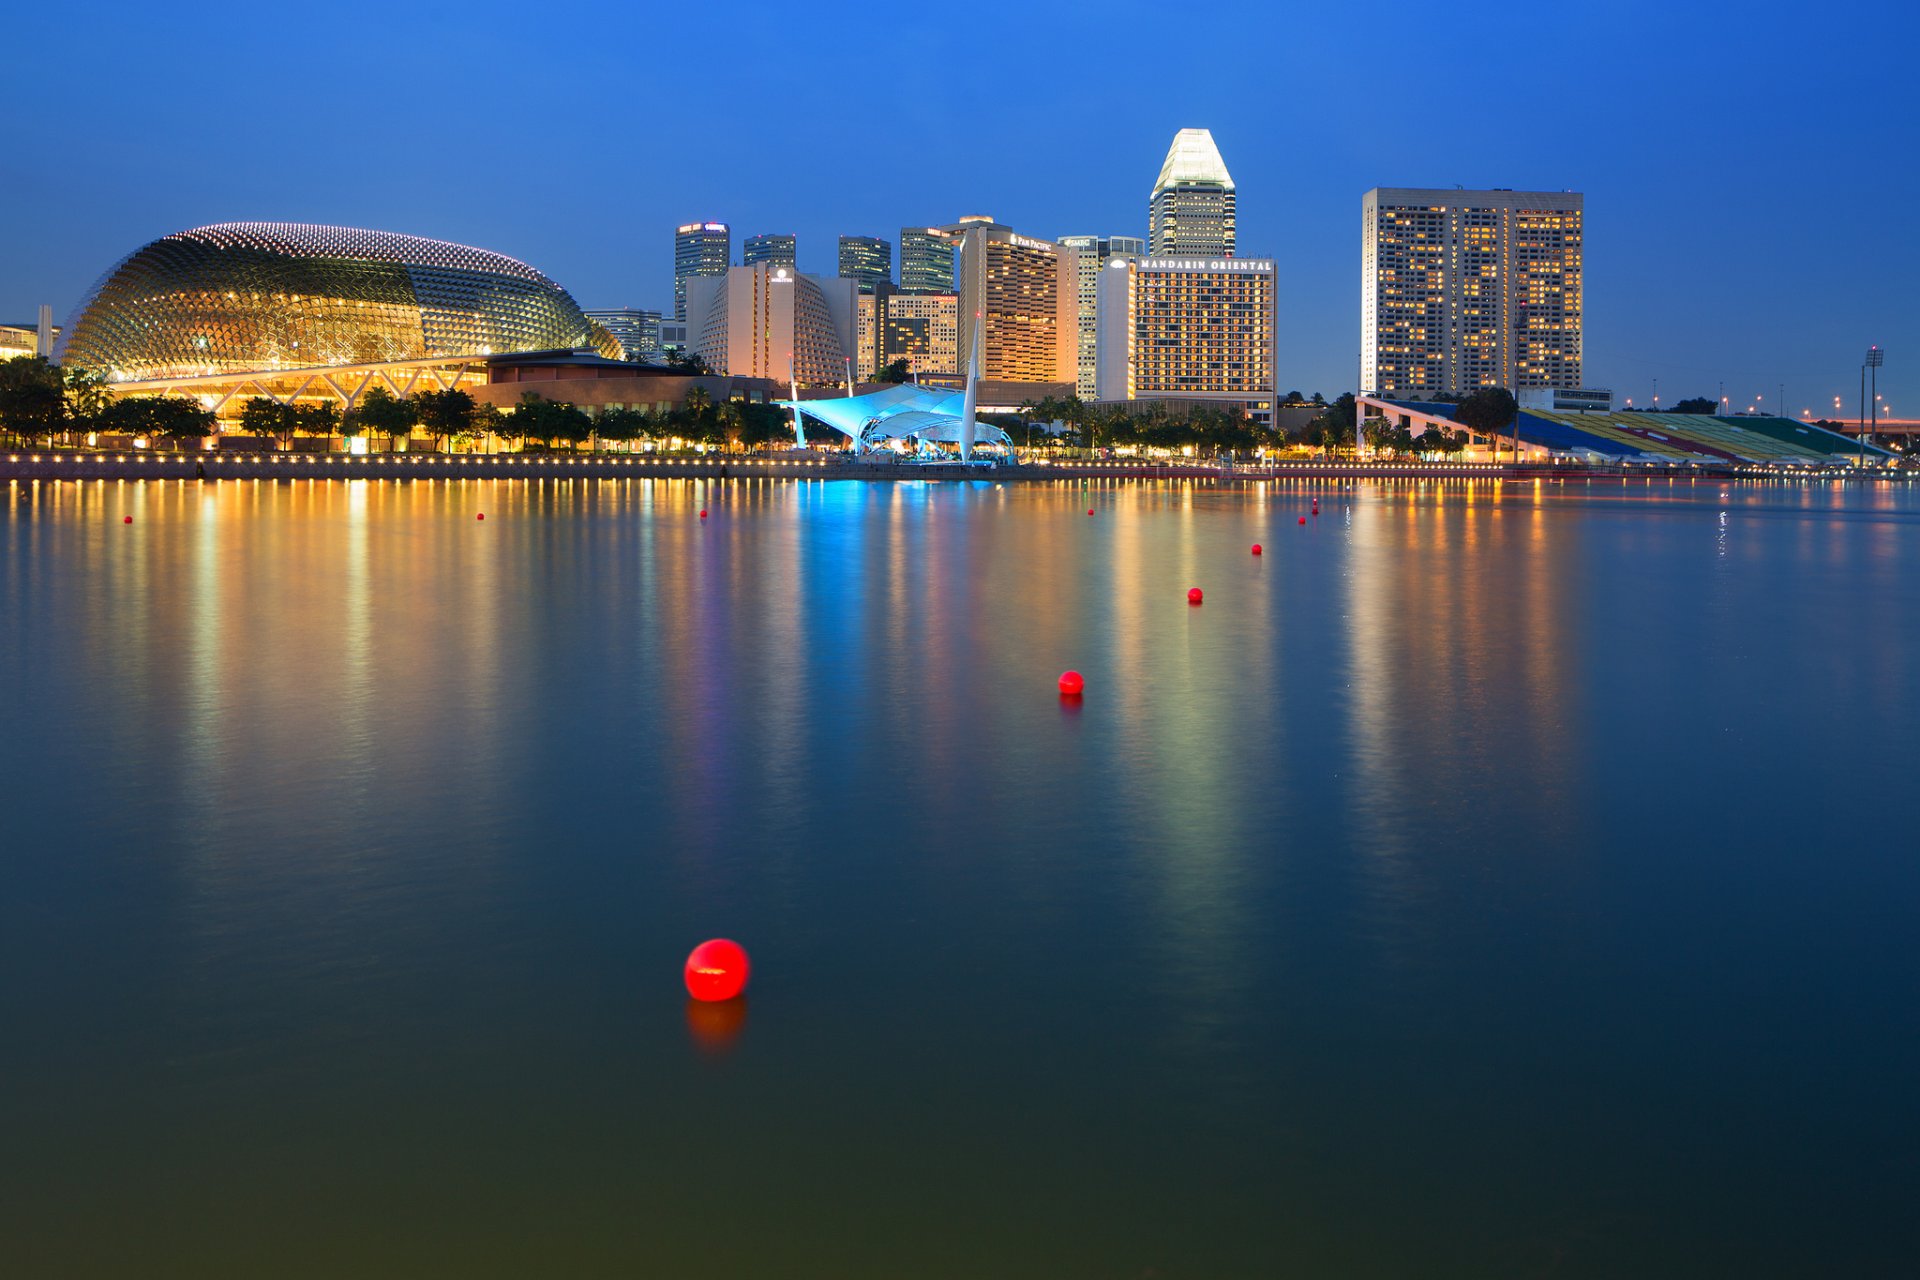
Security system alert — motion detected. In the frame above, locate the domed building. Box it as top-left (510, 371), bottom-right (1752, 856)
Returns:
top-left (57, 222), bottom-right (619, 415)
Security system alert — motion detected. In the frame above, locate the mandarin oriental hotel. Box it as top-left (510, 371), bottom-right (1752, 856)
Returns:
top-left (1095, 255), bottom-right (1278, 425)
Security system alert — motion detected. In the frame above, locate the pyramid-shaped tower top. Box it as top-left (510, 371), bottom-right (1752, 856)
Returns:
top-left (1154, 129), bottom-right (1234, 192)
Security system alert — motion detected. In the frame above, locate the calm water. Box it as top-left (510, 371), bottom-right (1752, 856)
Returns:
top-left (2, 474), bottom-right (1917, 1278)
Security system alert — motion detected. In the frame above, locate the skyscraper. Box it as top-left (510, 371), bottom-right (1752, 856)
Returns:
top-left (673, 222), bottom-right (731, 321)
top-left (743, 233), bottom-right (797, 269)
top-left (583, 308), bottom-right (662, 363)
top-left (838, 235), bottom-right (893, 292)
top-left (684, 263), bottom-right (857, 388)
top-left (1149, 129), bottom-right (1236, 256)
top-left (1096, 255), bottom-right (1279, 425)
top-left (1360, 187), bottom-right (1584, 397)
top-left (953, 222), bottom-right (1077, 387)
top-left (899, 226), bottom-right (959, 293)
top-left (1059, 234), bottom-right (1145, 399)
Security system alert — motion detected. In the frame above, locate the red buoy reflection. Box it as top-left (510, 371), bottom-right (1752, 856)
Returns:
top-left (685, 996), bottom-right (747, 1056)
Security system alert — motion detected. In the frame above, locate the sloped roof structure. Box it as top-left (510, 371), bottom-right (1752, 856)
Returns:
top-left (780, 383), bottom-right (1010, 450)
top-left (1153, 129), bottom-right (1234, 192)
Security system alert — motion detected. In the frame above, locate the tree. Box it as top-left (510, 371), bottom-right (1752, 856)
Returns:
top-left (874, 358), bottom-right (911, 384)
top-left (0, 355), bottom-right (66, 445)
top-left (473, 402), bottom-right (504, 451)
top-left (1671, 397), bottom-right (1718, 415)
top-left (300, 402), bottom-right (339, 442)
top-left (413, 387), bottom-right (475, 450)
top-left (238, 397), bottom-right (290, 446)
top-left (99, 396), bottom-right (215, 442)
top-left (1455, 387), bottom-right (1519, 461)
top-left (667, 350), bottom-right (712, 375)
top-left (64, 367), bottom-right (113, 430)
top-left (353, 385), bottom-right (416, 452)
top-left (595, 406), bottom-right (648, 449)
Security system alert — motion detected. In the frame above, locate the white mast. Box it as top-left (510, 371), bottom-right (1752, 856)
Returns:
top-left (788, 357), bottom-right (806, 450)
top-left (959, 311), bottom-right (982, 463)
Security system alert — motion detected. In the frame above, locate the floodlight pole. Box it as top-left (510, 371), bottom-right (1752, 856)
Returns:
top-left (1866, 347), bottom-right (1883, 470)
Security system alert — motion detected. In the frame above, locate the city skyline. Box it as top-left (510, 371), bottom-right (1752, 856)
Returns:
top-left (1, 0), bottom-right (1910, 415)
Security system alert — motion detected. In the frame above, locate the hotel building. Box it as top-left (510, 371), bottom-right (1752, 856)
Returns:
top-left (1095, 255), bottom-right (1278, 425)
top-left (685, 263), bottom-right (856, 388)
top-left (1059, 234), bottom-right (1145, 399)
top-left (1360, 187), bottom-right (1583, 397)
top-left (954, 223), bottom-right (1078, 388)
top-left (1149, 129), bottom-right (1235, 256)
top-left (838, 236), bottom-right (893, 292)
top-left (673, 221), bottom-right (731, 320)
top-left (743, 232), bottom-right (797, 269)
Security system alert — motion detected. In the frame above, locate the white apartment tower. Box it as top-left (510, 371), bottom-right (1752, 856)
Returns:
top-left (1149, 129), bottom-right (1236, 256)
top-left (1360, 187), bottom-right (1584, 397)
top-left (1059, 234), bottom-right (1145, 399)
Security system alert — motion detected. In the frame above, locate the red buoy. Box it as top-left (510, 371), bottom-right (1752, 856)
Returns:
top-left (684, 938), bottom-right (750, 1002)
top-left (1058, 670), bottom-right (1085, 696)
top-left (122, 516), bottom-right (132, 524)
top-left (1251, 544), bottom-right (1262, 555)
top-left (1311, 501), bottom-right (1319, 516)
top-left (1188, 587), bottom-right (1203, 605)
top-left (476, 513), bottom-right (485, 521)
top-left (1087, 508), bottom-right (1095, 516)
top-left (1298, 516), bottom-right (1307, 525)
top-left (699, 508), bottom-right (708, 519)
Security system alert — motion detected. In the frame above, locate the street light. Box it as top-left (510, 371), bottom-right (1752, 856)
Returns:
top-left (1863, 346), bottom-right (1884, 468)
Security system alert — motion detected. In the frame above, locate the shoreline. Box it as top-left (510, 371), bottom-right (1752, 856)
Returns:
top-left (0, 449), bottom-right (1904, 485)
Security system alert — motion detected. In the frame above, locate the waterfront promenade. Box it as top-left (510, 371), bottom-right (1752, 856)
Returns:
top-left (1, 448), bottom-right (1894, 485)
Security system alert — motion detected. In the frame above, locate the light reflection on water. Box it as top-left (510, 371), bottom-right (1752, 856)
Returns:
top-left (2, 474), bottom-right (1917, 1278)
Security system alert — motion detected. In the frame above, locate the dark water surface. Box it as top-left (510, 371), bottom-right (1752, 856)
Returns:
top-left (3, 474), bottom-right (1916, 1277)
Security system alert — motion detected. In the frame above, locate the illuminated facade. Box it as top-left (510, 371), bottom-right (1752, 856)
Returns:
top-left (743, 232), bottom-right (797, 268)
top-left (56, 222), bottom-right (615, 404)
top-left (686, 263), bottom-right (857, 388)
top-left (674, 221), bottom-right (731, 320)
top-left (1149, 129), bottom-right (1236, 256)
top-left (954, 224), bottom-right (1078, 387)
top-left (838, 235), bottom-right (892, 292)
top-left (1095, 255), bottom-right (1278, 425)
top-left (1361, 188), bottom-right (1583, 396)
top-left (899, 225), bottom-right (959, 293)
top-left (583, 308), bottom-right (661, 362)
top-left (884, 293), bottom-right (959, 378)
top-left (1059, 234), bottom-right (1144, 399)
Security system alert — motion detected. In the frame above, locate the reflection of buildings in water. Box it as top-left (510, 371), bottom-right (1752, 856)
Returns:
top-left (1344, 480), bottom-right (1584, 932)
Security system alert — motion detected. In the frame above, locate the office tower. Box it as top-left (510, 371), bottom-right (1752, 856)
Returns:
top-left (1360, 188), bottom-right (1583, 397)
top-left (583, 308), bottom-right (662, 362)
top-left (899, 225), bottom-right (959, 293)
top-left (1096, 255), bottom-right (1279, 425)
top-left (743, 232), bottom-right (797, 268)
top-left (673, 221), bottom-right (731, 321)
top-left (684, 263), bottom-right (857, 387)
top-left (1149, 129), bottom-right (1236, 256)
top-left (838, 235), bottom-right (893, 292)
top-left (952, 223), bottom-right (1077, 387)
top-left (1059, 234), bottom-right (1146, 399)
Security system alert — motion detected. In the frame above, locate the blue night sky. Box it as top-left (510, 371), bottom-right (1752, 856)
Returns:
top-left (4, 0), bottom-right (1913, 415)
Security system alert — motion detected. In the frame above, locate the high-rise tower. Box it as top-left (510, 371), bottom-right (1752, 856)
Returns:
top-left (1059, 234), bottom-right (1145, 399)
top-left (1149, 129), bottom-right (1235, 256)
top-left (1360, 187), bottom-right (1584, 397)
top-left (674, 222), bottom-right (731, 321)
top-left (743, 233), bottom-right (797, 269)
top-left (837, 236), bottom-right (893, 292)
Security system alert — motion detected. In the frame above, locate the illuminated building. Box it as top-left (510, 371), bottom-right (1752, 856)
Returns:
top-left (1361, 187), bottom-right (1583, 397)
top-left (883, 293), bottom-right (959, 378)
top-left (674, 221), bottom-right (731, 320)
top-left (1058, 234), bottom-right (1144, 399)
top-left (838, 235), bottom-right (893, 292)
top-left (583, 308), bottom-right (661, 362)
top-left (55, 221), bottom-right (617, 414)
top-left (953, 222), bottom-right (1077, 389)
top-left (743, 232), bottom-right (797, 269)
top-left (685, 263), bottom-right (857, 388)
top-left (1149, 129), bottom-right (1235, 256)
top-left (899, 225), bottom-right (959, 293)
top-left (1095, 255), bottom-right (1278, 425)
